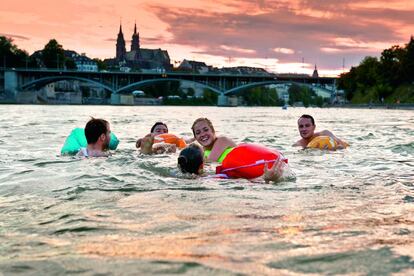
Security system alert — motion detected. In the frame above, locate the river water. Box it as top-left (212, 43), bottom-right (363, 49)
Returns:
top-left (0, 105), bottom-right (413, 275)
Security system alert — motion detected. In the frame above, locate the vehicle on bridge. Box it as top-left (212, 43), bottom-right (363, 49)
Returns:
top-left (132, 90), bottom-right (145, 97)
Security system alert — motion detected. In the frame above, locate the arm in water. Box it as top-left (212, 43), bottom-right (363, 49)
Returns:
top-left (263, 159), bottom-right (288, 183)
top-left (140, 133), bottom-right (176, 154)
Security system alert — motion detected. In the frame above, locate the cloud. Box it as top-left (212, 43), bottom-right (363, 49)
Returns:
top-left (0, 33), bottom-right (30, 40)
top-left (146, 0), bottom-right (413, 70)
top-left (220, 45), bottom-right (256, 54)
top-left (273, 48), bottom-right (295, 54)
top-left (141, 35), bottom-right (170, 45)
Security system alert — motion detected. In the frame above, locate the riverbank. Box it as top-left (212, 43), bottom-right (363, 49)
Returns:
top-left (1, 101), bottom-right (414, 110)
top-left (336, 103), bottom-right (414, 110)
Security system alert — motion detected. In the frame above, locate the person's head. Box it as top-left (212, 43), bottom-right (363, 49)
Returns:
top-left (191, 118), bottom-right (216, 148)
top-left (297, 114), bottom-right (315, 140)
top-left (177, 144), bottom-right (204, 174)
top-left (84, 118), bottom-right (111, 149)
top-left (151, 122), bottom-right (168, 135)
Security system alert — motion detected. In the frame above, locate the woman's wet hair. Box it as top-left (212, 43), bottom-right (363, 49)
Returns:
top-left (191, 118), bottom-right (215, 136)
top-left (150, 122), bottom-right (168, 133)
top-left (178, 144), bottom-right (204, 174)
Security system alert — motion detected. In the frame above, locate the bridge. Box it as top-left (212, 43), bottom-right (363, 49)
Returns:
top-left (1, 68), bottom-right (337, 105)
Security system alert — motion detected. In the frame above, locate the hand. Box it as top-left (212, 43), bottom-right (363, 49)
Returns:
top-left (136, 138), bottom-right (142, 148)
top-left (152, 143), bottom-right (176, 154)
top-left (263, 159), bottom-right (284, 183)
top-left (140, 134), bottom-right (155, 154)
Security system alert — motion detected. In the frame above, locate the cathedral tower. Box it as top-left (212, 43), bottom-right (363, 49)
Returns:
top-left (131, 23), bottom-right (140, 51)
top-left (116, 24), bottom-right (126, 61)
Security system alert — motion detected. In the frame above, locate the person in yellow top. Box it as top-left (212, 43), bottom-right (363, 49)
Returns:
top-left (293, 114), bottom-right (349, 150)
top-left (191, 118), bottom-right (237, 162)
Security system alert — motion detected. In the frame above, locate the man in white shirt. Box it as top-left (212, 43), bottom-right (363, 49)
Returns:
top-left (77, 118), bottom-right (111, 157)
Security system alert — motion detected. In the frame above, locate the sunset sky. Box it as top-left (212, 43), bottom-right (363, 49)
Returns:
top-left (1, 0), bottom-right (413, 76)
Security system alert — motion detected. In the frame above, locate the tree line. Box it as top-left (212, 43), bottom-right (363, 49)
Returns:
top-left (338, 37), bottom-right (414, 104)
top-left (0, 36), bottom-right (106, 70)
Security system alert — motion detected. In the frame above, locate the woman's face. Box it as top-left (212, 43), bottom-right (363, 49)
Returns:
top-left (193, 120), bottom-right (216, 148)
top-left (152, 124), bottom-right (168, 135)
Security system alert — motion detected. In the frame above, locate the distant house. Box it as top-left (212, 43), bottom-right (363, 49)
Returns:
top-left (64, 51), bottom-right (98, 71)
top-left (220, 66), bottom-right (270, 75)
top-left (178, 59), bottom-right (211, 73)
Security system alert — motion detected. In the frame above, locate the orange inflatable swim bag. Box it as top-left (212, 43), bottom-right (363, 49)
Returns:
top-left (154, 133), bottom-right (187, 149)
top-left (215, 144), bottom-right (287, 179)
top-left (306, 136), bottom-right (348, 150)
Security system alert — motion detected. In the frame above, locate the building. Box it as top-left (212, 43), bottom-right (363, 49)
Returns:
top-left (106, 23), bottom-right (172, 71)
top-left (65, 51), bottom-right (98, 72)
top-left (178, 59), bottom-right (211, 73)
top-left (220, 66), bottom-right (270, 75)
top-left (312, 65), bottom-right (319, 78)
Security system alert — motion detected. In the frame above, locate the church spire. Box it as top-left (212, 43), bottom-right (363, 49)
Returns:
top-left (131, 21), bottom-right (140, 52)
top-left (116, 22), bottom-right (126, 61)
top-left (312, 64), bottom-right (319, 78)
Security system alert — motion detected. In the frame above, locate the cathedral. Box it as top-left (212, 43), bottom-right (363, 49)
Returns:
top-left (106, 23), bottom-right (172, 71)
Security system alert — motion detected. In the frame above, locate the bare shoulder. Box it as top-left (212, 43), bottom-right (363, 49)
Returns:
top-left (292, 140), bottom-right (301, 147)
top-left (317, 130), bottom-right (334, 136)
top-left (216, 136), bottom-right (237, 147)
top-left (293, 139), bottom-right (306, 148)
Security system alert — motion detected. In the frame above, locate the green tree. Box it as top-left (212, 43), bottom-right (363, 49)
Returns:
top-left (239, 86), bottom-right (283, 106)
top-left (0, 36), bottom-right (29, 68)
top-left (93, 58), bottom-right (108, 71)
top-left (65, 57), bottom-right (76, 70)
top-left (401, 36), bottom-right (414, 83)
top-left (42, 39), bottom-right (65, 69)
top-left (203, 89), bottom-right (218, 105)
top-left (379, 45), bottom-right (404, 86)
top-left (287, 84), bottom-right (319, 107)
top-left (187, 87), bottom-right (195, 97)
top-left (338, 37), bottom-right (414, 103)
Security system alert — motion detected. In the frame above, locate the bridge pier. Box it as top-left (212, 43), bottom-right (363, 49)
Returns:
top-left (4, 70), bottom-right (18, 100)
top-left (217, 93), bottom-right (228, 106)
top-left (110, 94), bottom-right (121, 105)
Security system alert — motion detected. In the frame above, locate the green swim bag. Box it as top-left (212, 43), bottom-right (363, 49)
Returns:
top-left (61, 128), bottom-right (119, 155)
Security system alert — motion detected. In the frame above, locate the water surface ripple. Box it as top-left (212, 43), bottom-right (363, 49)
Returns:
top-left (0, 105), bottom-right (413, 275)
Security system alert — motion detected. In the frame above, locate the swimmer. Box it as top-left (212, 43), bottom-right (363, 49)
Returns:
top-left (77, 118), bottom-right (111, 157)
top-left (191, 118), bottom-right (237, 163)
top-left (293, 114), bottom-right (349, 149)
top-left (137, 122), bottom-right (194, 154)
top-left (139, 133), bottom-right (177, 154)
top-left (177, 144), bottom-right (287, 183)
top-left (136, 122), bottom-right (168, 148)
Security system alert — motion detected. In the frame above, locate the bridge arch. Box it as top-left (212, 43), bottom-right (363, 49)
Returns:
top-left (224, 80), bottom-right (334, 96)
top-left (224, 81), bottom-right (283, 95)
top-left (115, 78), bottom-right (223, 95)
top-left (21, 76), bottom-right (115, 93)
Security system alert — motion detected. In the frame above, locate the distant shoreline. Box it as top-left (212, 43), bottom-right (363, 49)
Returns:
top-left (335, 104), bottom-right (414, 110)
top-left (1, 101), bottom-right (414, 110)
